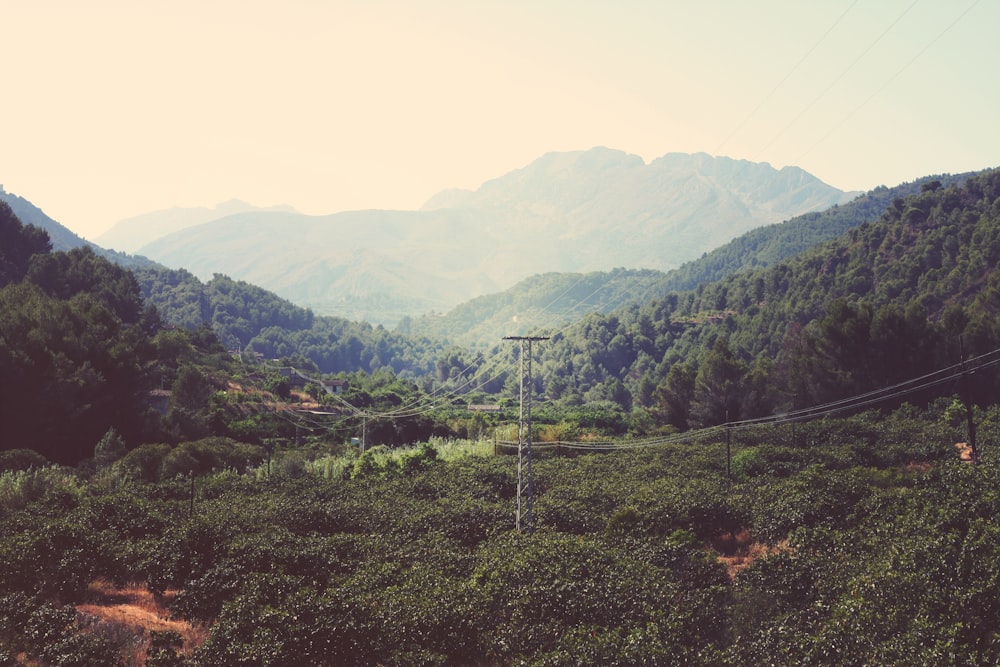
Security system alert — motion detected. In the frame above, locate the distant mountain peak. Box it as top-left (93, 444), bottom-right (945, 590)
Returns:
top-left (135, 147), bottom-right (853, 325)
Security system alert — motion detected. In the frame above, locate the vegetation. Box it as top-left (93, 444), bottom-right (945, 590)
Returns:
top-left (4, 166), bottom-right (1000, 663)
top-left (659, 171), bottom-right (976, 293)
top-left (528, 171), bottom-right (1000, 428)
top-left (3, 406), bottom-right (1000, 665)
top-left (134, 267), bottom-right (449, 378)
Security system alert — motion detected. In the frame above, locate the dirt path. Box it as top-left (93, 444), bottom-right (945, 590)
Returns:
top-left (76, 581), bottom-right (206, 660)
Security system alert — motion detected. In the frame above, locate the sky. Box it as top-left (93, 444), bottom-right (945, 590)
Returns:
top-left (2, 0), bottom-right (998, 241)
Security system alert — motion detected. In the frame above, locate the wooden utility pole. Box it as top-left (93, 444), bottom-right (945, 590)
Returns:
top-left (960, 336), bottom-right (979, 463)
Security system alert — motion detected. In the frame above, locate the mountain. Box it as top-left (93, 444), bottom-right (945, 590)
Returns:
top-left (656, 171), bottom-right (979, 293)
top-left (96, 199), bottom-right (299, 253)
top-left (137, 208), bottom-right (504, 325)
top-left (406, 174), bottom-right (979, 350)
top-left (131, 149), bottom-right (854, 325)
top-left (423, 149), bottom-right (855, 271)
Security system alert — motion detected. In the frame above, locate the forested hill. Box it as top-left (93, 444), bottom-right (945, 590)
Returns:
top-left (404, 173), bottom-right (975, 351)
top-left (134, 266), bottom-right (449, 377)
top-left (532, 169), bottom-right (1000, 429)
top-left (0, 186), bottom-right (450, 378)
top-left (0, 185), bottom-right (91, 252)
top-left (660, 171), bottom-right (978, 293)
top-left (401, 268), bottom-right (667, 350)
top-left (0, 201), bottom-right (162, 463)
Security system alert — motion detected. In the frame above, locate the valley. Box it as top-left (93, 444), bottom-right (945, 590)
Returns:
top-left (3, 163), bottom-right (1000, 665)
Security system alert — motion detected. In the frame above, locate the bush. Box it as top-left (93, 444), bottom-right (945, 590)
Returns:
top-left (0, 448), bottom-right (49, 472)
top-left (116, 444), bottom-right (171, 482)
top-left (0, 466), bottom-right (83, 514)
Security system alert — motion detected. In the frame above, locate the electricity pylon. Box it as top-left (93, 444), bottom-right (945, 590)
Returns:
top-left (503, 335), bottom-right (549, 534)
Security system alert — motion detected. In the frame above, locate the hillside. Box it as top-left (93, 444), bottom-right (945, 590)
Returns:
top-left (8, 169), bottom-right (1000, 664)
top-left (404, 173), bottom-right (972, 350)
top-left (96, 199), bottom-right (299, 253)
top-left (132, 148), bottom-right (854, 325)
top-left (133, 266), bottom-right (450, 378)
top-left (1, 185), bottom-right (94, 252)
top-left (528, 169), bottom-right (1000, 427)
top-left (137, 208), bottom-right (502, 326)
top-left (0, 185), bottom-right (160, 270)
top-left (400, 268), bottom-right (668, 349)
top-left (658, 171), bottom-right (979, 293)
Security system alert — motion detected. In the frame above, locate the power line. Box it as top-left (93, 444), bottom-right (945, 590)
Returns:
top-left (516, 346), bottom-right (1000, 452)
top-left (752, 0), bottom-right (921, 163)
top-left (713, 0), bottom-right (860, 158)
top-left (793, 0), bottom-right (983, 166)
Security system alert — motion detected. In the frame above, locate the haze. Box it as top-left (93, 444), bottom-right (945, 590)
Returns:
top-left (2, 0), bottom-right (997, 241)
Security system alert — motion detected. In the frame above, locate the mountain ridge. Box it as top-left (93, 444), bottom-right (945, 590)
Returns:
top-left (129, 148), bottom-right (856, 324)
top-left (96, 199), bottom-right (299, 253)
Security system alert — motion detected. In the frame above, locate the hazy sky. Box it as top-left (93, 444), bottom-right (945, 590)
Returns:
top-left (3, 0), bottom-right (997, 240)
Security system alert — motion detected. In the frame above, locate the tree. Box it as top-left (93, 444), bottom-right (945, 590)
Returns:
top-left (93, 427), bottom-right (127, 468)
top-left (653, 362), bottom-right (696, 430)
top-left (166, 365), bottom-right (214, 440)
top-left (689, 338), bottom-right (747, 428)
top-left (0, 283), bottom-right (152, 463)
top-left (0, 202), bottom-right (50, 287)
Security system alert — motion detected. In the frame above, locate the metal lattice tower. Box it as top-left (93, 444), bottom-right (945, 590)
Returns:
top-left (503, 336), bottom-right (549, 534)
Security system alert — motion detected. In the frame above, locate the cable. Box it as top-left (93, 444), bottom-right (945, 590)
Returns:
top-left (794, 0), bottom-right (983, 166)
top-left (713, 0), bottom-right (860, 158)
top-left (752, 0), bottom-right (920, 162)
top-left (527, 346), bottom-right (1000, 451)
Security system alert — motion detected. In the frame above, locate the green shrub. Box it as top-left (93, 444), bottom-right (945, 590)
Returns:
top-left (0, 466), bottom-right (83, 514)
top-left (0, 449), bottom-right (49, 472)
top-left (116, 443), bottom-right (171, 482)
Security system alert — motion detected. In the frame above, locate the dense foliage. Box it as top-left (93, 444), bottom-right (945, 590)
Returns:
top-left (1, 205), bottom-right (163, 463)
top-left (4, 406), bottom-right (1000, 665)
top-left (6, 167), bottom-right (1000, 663)
top-left (134, 267), bottom-right (448, 378)
top-left (660, 172), bottom-right (975, 293)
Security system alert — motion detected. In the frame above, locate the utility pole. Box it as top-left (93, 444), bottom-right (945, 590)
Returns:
top-left (503, 336), bottom-right (549, 534)
top-left (726, 424), bottom-right (732, 481)
top-left (960, 336), bottom-right (979, 463)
